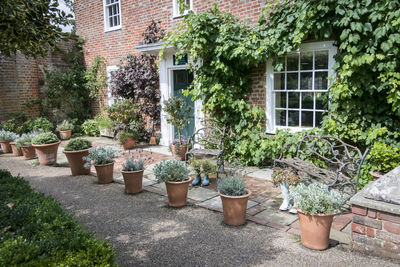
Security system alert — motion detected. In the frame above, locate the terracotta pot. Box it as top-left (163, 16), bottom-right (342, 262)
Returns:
top-left (369, 171), bottom-right (384, 181)
top-left (21, 146), bottom-right (36, 160)
top-left (219, 190), bottom-right (251, 226)
top-left (32, 141), bottom-right (61, 165)
top-left (297, 210), bottom-right (335, 250)
top-left (149, 136), bottom-right (157, 145)
top-left (122, 169), bottom-right (144, 194)
top-left (10, 142), bottom-right (22, 156)
top-left (171, 144), bottom-right (187, 161)
top-left (165, 178), bottom-right (192, 207)
top-left (122, 137), bottom-right (135, 150)
top-left (94, 162), bottom-right (114, 184)
top-left (59, 130), bottom-right (72, 140)
top-left (63, 149), bottom-right (90, 176)
top-left (0, 141), bottom-right (12, 153)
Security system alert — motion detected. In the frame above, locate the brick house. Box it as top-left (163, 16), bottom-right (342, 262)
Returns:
top-left (75, 0), bottom-right (336, 146)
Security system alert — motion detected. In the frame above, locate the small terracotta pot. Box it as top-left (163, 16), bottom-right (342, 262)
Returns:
top-left (63, 149), bottom-right (90, 176)
top-left (219, 190), bottom-right (251, 226)
top-left (297, 210), bottom-right (335, 250)
top-left (32, 141), bottom-right (61, 165)
top-left (21, 146), bottom-right (36, 160)
top-left (0, 141), bottom-right (12, 153)
top-left (10, 142), bottom-right (22, 156)
top-left (165, 178), bottom-right (192, 207)
top-left (369, 171), bottom-right (384, 181)
top-left (149, 136), bottom-right (157, 145)
top-left (122, 169), bottom-right (144, 194)
top-left (59, 130), bottom-right (72, 140)
top-left (122, 137), bottom-right (135, 150)
top-left (171, 144), bottom-right (187, 161)
top-left (94, 162), bottom-right (114, 184)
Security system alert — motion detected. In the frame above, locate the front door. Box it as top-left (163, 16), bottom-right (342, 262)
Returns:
top-left (173, 69), bottom-right (194, 140)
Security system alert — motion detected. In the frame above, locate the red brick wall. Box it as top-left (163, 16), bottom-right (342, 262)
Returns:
top-left (352, 205), bottom-right (400, 259)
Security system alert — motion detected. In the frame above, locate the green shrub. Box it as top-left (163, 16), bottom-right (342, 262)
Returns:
top-left (153, 159), bottom-right (190, 182)
top-left (31, 132), bottom-right (59, 145)
top-left (95, 113), bottom-right (113, 129)
top-left (83, 146), bottom-right (117, 167)
top-left (368, 142), bottom-right (400, 174)
top-left (217, 176), bottom-right (247, 196)
top-left (82, 119), bottom-right (100, 137)
top-left (0, 130), bottom-right (17, 142)
top-left (118, 131), bottom-right (137, 145)
top-left (122, 158), bottom-right (144, 171)
top-left (64, 138), bottom-right (92, 151)
top-left (106, 99), bottom-right (141, 125)
top-left (14, 133), bottom-right (37, 149)
top-left (24, 117), bottom-right (54, 132)
top-left (56, 120), bottom-right (74, 131)
top-left (201, 159), bottom-right (216, 174)
top-left (0, 169), bottom-right (116, 266)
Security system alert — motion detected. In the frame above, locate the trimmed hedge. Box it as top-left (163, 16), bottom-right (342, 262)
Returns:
top-left (0, 169), bottom-right (116, 266)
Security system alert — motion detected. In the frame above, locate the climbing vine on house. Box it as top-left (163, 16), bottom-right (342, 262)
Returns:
top-left (84, 56), bottom-right (108, 101)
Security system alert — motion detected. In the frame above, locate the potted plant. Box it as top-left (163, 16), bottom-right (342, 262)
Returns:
top-left (121, 158), bottom-right (145, 194)
top-left (10, 135), bottom-right (22, 156)
top-left (15, 133), bottom-right (37, 160)
top-left (201, 159), bottom-right (216, 187)
top-left (169, 138), bottom-right (190, 161)
top-left (0, 130), bottom-right (17, 153)
top-left (118, 131), bottom-right (137, 150)
top-left (32, 132), bottom-right (61, 165)
top-left (272, 167), bottom-right (301, 214)
top-left (189, 157), bottom-right (203, 186)
top-left (83, 146), bottom-right (117, 184)
top-left (164, 97), bottom-right (192, 160)
top-left (218, 176), bottom-right (251, 226)
top-left (95, 113), bottom-right (114, 138)
top-left (153, 159), bottom-right (191, 207)
top-left (63, 138), bottom-right (92, 176)
top-left (290, 183), bottom-right (345, 250)
top-left (56, 120), bottom-right (74, 140)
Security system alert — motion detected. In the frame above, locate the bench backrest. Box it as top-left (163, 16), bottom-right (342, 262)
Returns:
top-left (189, 126), bottom-right (225, 151)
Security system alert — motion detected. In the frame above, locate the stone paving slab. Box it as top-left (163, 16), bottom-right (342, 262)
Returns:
top-left (143, 178), bottom-right (157, 187)
top-left (201, 196), bottom-right (258, 210)
top-left (247, 168), bottom-right (273, 181)
top-left (254, 209), bottom-right (298, 226)
top-left (188, 187), bottom-right (218, 202)
top-left (152, 182), bottom-right (166, 191)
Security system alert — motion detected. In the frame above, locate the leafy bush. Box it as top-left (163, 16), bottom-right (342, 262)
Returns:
top-left (201, 159), bottom-right (216, 174)
top-left (290, 183), bottom-right (345, 215)
top-left (25, 117), bottom-right (54, 132)
top-left (14, 133), bottom-right (37, 148)
top-left (189, 158), bottom-right (202, 173)
top-left (0, 130), bottom-right (17, 142)
top-left (106, 99), bottom-right (141, 125)
top-left (84, 146), bottom-right (117, 167)
top-left (368, 142), bottom-right (400, 174)
top-left (153, 159), bottom-right (190, 182)
top-left (272, 167), bottom-right (301, 186)
top-left (217, 176), bottom-right (247, 196)
top-left (118, 131), bottom-right (137, 145)
top-left (82, 119), bottom-right (100, 137)
top-left (95, 113), bottom-right (113, 129)
top-left (0, 169), bottom-right (116, 266)
top-left (163, 97), bottom-right (192, 143)
top-left (64, 138), bottom-right (92, 151)
top-left (31, 132), bottom-right (59, 145)
top-left (122, 158), bottom-right (144, 171)
top-left (56, 120), bottom-right (74, 131)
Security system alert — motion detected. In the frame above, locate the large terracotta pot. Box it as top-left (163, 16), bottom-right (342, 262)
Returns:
top-left (21, 146), bottom-right (36, 160)
top-left (63, 149), bottom-right (90, 176)
top-left (297, 210), bottom-right (335, 250)
top-left (171, 144), bottom-right (187, 161)
top-left (219, 190), bottom-right (251, 226)
top-left (0, 141), bottom-right (12, 153)
top-left (165, 178), bottom-right (192, 207)
top-left (149, 136), bottom-right (157, 145)
top-left (59, 130), bottom-right (72, 140)
top-left (32, 141), bottom-right (61, 165)
top-left (122, 137), bottom-right (135, 150)
top-left (94, 162), bottom-right (114, 184)
top-left (10, 142), bottom-right (22, 156)
top-left (122, 169), bottom-right (144, 194)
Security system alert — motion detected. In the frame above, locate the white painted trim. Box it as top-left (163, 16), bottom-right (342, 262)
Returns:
top-left (106, 65), bottom-right (118, 106)
top-left (103, 0), bottom-right (122, 32)
top-left (172, 0), bottom-right (193, 18)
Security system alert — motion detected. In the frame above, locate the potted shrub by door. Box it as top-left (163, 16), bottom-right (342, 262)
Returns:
top-left (272, 167), bottom-right (301, 214)
top-left (169, 138), bottom-right (190, 161)
top-left (83, 146), bottom-right (117, 184)
top-left (15, 133), bottom-right (37, 160)
top-left (290, 183), bottom-right (345, 250)
top-left (121, 158), bottom-right (145, 194)
top-left (10, 135), bottom-right (22, 156)
top-left (32, 132), bottom-right (61, 165)
top-left (63, 138), bottom-right (92, 176)
top-left (154, 159), bottom-right (191, 207)
top-left (0, 130), bottom-right (17, 153)
top-left (119, 131), bottom-right (137, 150)
top-left (56, 120), bottom-right (74, 140)
top-left (218, 176), bottom-right (251, 226)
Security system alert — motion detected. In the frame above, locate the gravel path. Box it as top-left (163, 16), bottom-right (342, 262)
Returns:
top-left (0, 156), bottom-right (398, 267)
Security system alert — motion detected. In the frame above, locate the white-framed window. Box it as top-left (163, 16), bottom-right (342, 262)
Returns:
top-left (103, 0), bottom-right (122, 32)
top-left (106, 66), bottom-right (118, 106)
top-left (265, 41), bottom-right (337, 133)
top-left (173, 0), bottom-right (193, 18)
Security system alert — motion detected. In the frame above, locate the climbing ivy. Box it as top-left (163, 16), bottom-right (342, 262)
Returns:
top-left (84, 56), bottom-right (108, 101)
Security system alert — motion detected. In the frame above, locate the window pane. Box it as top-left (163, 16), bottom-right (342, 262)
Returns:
top-left (287, 53), bottom-right (299, 71)
top-left (116, 14), bottom-right (120, 25)
top-left (275, 110), bottom-right (286, 126)
top-left (315, 112), bottom-right (324, 126)
top-left (273, 57), bottom-right (285, 72)
top-left (300, 52), bottom-right (313, 70)
top-left (109, 17), bottom-right (113, 27)
top-left (288, 111), bottom-right (299, 127)
top-left (316, 93), bottom-right (328, 110)
top-left (315, 71), bottom-right (328, 90)
top-left (114, 16), bottom-right (118, 27)
top-left (302, 92), bottom-right (313, 109)
top-left (275, 92), bottom-right (286, 108)
top-left (288, 92), bottom-right (299, 108)
top-left (287, 73), bottom-right (298, 90)
top-left (274, 73), bottom-right (285, 90)
top-left (108, 6), bottom-right (113, 16)
top-left (113, 5), bottom-right (117, 15)
top-left (315, 50), bottom-right (329, 69)
top-left (301, 111), bottom-right (313, 128)
top-left (300, 72), bottom-right (312, 90)
top-left (115, 3), bottom-right (120, 15)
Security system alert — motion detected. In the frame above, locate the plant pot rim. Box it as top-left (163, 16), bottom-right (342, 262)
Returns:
top-left (165, 177), bottom-right (193, 184)
top-left (94, 161), bottom-right (114, 167)
top-left (10, 142), bottom-right (15, 145)
top-left (59, 129), bottom-right (72, 132)
top-left (21, 145), bottom-right (33, 148)
top-left (218, 190), bottom-right (252, 199)
top-left (0, 140), bottom-right (12, 143)
top-left (121, 169), bottom-right (144, 174)
top-left (63, 148), bottom-right (91, 154)
top-left (32, 141), bottom-right (61, 147)
top-left (297, 209), bottom-right (337, 217)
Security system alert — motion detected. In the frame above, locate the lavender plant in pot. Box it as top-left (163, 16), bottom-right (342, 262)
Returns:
top-left (15, 133), bottom-right (37, 160)
top-left (0, 130), bottom-right (18, 153)
top-left (10, 135), bottom-right (22, 156)
top-left (84, 146), bottom-right (118, 184)
top-left (121, 158), bottom-right (145, 194)
top-left (272, 167), bottom-right (301, 214)
top-left (56, 120), bottom-right (74, 140)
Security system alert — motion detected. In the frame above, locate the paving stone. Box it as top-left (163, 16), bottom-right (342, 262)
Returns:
top-left (247, 205), bottom-right (267, 216)
top-left (144, 173), bottom-right (156, 181)
top-left (247, 168), bottom-right (273, 181)
top-left (142, 178), bottom-right (157, 187)
top-left (201, 196), bottom-right (258, 209)
top-left (188, 187), bottom-right (218, 202)
top-left (254, 209), bottom-right (298, 226)
top-left (113, 173), bottom-right (123, 184)
top-left (342, 221), bottom-right (352, 234)
top-left (329, 228), bottom-right (351, 245)
top-left (152, 182), bottom-right (166, 191)
top-left (260, 198), bottom-right (283, 210)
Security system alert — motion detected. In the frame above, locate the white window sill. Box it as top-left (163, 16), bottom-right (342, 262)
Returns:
top-left (104, 26), bottom-right (122, 33)
top-left (266, 126), bottom-right (315, 135)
